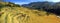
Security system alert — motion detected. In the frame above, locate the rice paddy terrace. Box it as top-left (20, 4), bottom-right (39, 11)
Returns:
top-left (0, 2), bottom-right (60, 23)
top-left (0, 7), bottom-right (60, 23)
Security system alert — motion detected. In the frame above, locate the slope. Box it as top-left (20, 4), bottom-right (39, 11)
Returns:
top-left (0, 2), bottom-right (60, 23)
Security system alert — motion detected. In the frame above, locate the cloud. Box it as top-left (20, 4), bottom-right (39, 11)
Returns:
top-left (5, 0), bottom-right (60, 5)
top-left (46, 0), bottom-right (60, 2)
top-left (14, 0), bottom-right (46, 5)
top-left (15, 2), bottom-right (30, 5)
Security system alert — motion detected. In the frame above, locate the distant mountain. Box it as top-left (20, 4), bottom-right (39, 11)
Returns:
top-left (22, 1), bottom-right (55, 9)
top-left (22, 1), bottom-right (60, 15)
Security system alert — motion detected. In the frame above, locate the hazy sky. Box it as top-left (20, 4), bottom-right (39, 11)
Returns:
top-left (5, 0), bottom-right (60, 5)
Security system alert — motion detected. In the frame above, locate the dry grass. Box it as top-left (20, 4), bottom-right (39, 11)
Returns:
top-left (0, 7), bottom-right (60, 23)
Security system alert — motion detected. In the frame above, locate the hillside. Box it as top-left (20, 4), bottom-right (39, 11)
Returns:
top-left (0, 2), bottom-right (60, 23)
top-left (22, 2), bottom-right (60, 15)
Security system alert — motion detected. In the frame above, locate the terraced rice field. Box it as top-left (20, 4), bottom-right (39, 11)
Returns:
top-left (0, 7), bottom-right (60, 23)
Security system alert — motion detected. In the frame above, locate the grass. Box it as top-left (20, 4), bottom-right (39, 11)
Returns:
top-left (0, 6), bottom-right (60, 23)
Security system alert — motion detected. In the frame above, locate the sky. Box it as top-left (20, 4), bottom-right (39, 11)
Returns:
top-left (5, 0), bottom-right (60, 5)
